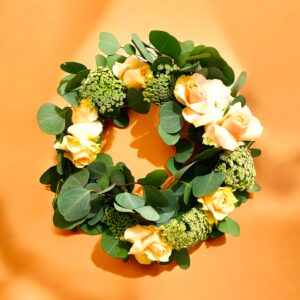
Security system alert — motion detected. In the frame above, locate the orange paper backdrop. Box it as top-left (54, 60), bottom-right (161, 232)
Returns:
top-left (1, 0), bottom-right (300, 299)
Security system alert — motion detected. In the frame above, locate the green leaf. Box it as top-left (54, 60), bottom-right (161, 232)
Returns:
top-left (231, 71), bottom-right (247, 97)
top-left (65, 69), bottom-right (90, 93)
top-left (115, 192), bottom-right (145, 209)
top-left (209, 227), bottom-right (225, 238)
top-left (61, 169), bottom-right (89, 192)
top-left (248, 182), bottom-right (261, 192)
top-left (159, 101), bottom-right (184, 134)
top-left (87, 161), bottom-right (107, 179)
top-left (115, 162), bottom-right (135, 192)
top-left (158, 125), bottom-right (181, 146)
top-left (107, 54), bottom-right (126, 69)
top-left (96, 176), bottom-right (110, 190)
top-left (131, 33), bottom-right (154, 63)
top-left (37, 103), bottom-right (66, 135)
top-left (114, 203), bottom-right (133, 213)
top-left (80, 223), bottom-right (103, 235)
top-left (190, 45), bottom-right (206, 56)
top-left (57, 188), bottom-right (91, 221)
top-left (250, 148), bottom-right (261, 158)
top-left (40, 166), bottom-right (61, 184)
top-left (143, 185), bottom-right (168, 207)
top-left (95, 153), bottom-right (114, 169)
top-left (151, 56), bottom-right (173, 72)
top-left (175, 139), bottom-right (194, 163)
top-left (231, 95), bottom-right (246, 107)
top-left (193, 148), bottom-right (224, 161)
top-left (113, 108), bottom-right (129, 128)
top-left (135, 206), bottom-right (160, 221)
top-left (138, 169), bottom-right (168, 188)
top-left (174, 248), bottom-right (190, 269)
top-left (149, 30), bottom-right (181, 58)
top-left (198, 67), bottom-right (228, 83)
top-left (192, 171), bottom-right (226, 197)
top-left (110, 170), bottom-right (125, 186)
top-left (53, 209), bottom-right (85, 230)
top-left (183, 182), bottom-right (192, 205)
top-left (95, 54), bottom-right (107, 67)
top-left (156, 189), bottom-right (179, 224)
top-left (56, 151), bottom-right (64, 175)
top-left (234, 190), bottom-right (249, 207)
top-left (62, 91), bottom-right (80, 106)
top-left (60, 62), bottom-right (87, 74)
top-left (217, 217), bottom-right (240, 237)
top-left (177, 40), bottom-right (194, 66)
top-left (98, 32), bottom-right (120, 55)
top-left (166, 157), bottom-right (183, 176)
top-left (127, 88), bottom-right (150, 114)
top-left (174, 161), bottom-right (197, 180)
top-left (101, 230), bottom-right (130, 258)
top-left (123, 43), bottom-right (136, 55)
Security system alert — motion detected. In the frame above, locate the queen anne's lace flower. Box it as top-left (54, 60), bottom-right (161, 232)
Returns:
top-left (143, 64), bottom-right (179, 105)
top-left (103, 206), bottom-right (137, 238)
top-left (161, 208), bottom-right (212, 250)
top-left (79, 67), bottom-right (126, 114)
top-left (215, 147), bottom-right (256, 191)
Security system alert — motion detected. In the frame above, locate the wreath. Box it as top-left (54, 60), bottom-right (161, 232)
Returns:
top-left (37, 30), bottom-right (263, 269)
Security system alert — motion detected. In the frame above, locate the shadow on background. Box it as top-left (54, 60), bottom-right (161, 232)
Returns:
top-left (91, 235), bottom-right (226, 277)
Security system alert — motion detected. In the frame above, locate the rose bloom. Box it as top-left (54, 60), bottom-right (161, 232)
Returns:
top-left (112, 56), bottom-right (153, 90)
top-left (174, 73), bottom-right (232, 127)
top-left (54, 135), bottom-right (101, 168)
top-left (68, 121), bottom-right (103, 141)
top-left (203, 102), bottom-right (263, 151)
top-left (198, 187), bottom-right (237, 224)
top-left (124, 225), bottom-right (172, 265)
top-left (72, 99), bottom-right (98, 124)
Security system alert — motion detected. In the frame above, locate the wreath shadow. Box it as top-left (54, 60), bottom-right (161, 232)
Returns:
top-left (129, 105), bottom-right (175, 168)
top-left (91, 235), bottom-right (226, 277)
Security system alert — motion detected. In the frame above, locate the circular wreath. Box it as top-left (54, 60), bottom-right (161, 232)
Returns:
top-left (37, 31), bottom-right (263, 269)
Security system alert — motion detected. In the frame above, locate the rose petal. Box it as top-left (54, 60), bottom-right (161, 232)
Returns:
top-left (205, 124), bottom-right (239, 150)
top-left (68, 121), bottom-right (103, 141)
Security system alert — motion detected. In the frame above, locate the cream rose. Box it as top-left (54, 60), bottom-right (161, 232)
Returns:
top-left (124, 225), bottom-right (172, 265)
top-left (112, 56), bottom-right (153, 90)
top-left (198, 187), bottom-right (237, 224)
top-left (72, 99), bottom-right (98, 124)
top-left (67, 121), bottom-right (103, 141)
top-left (203, 103), bottom-right (263, 151)
top-left (174, 73), bottom-right (232, 127)
top-left (54, 135), bottom-right (100, 168)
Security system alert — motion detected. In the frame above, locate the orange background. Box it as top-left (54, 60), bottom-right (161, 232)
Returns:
top-left (1, 0), bottom-right (300, 299)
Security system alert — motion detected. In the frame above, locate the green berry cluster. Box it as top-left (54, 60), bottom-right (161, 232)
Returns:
top-left (103, 206), bottom-right (137, 238)
top-left (215, 147), bottom-right (256, 191)
top-left (161, 208), bottom-right (212, 250)
top-left (143, 64), bottom-right (179, 105)
top-left (79, 67), bottom-right (126, 114)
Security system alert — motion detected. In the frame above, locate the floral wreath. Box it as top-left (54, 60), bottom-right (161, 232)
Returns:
top-left (37, 31), bottom-right (263, 269)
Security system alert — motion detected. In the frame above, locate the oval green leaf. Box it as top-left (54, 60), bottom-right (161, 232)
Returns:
top-left (127, 88), bottom-right (150, 114)
top-left (57, 188), bottom-right (91, 221)
top-left (192, 171), bottom-right (226, 197)
top-left (175, 139), bottom-right (194, 163)
top-left (135, 206), bottom-right (160, 221)
top-left (217, 217), bottom-right (240, 237)
top-left (98, 32), bottom-right (120, 55)
top-left (37, 103), bottom-right (65, 135)
top-left (61, 168), bottom-right (90, 192)
top-left (60, 62), bottom-right (87, 74)
top-left (101, 230), bottom-right (130, 258)
top-left (158, 125), bottom-right (180, 145)
top-left (149, 30), bottom-right (181, 58)
top-left (159, 101), bottom-right (184, 134)
top-left (115, 192), bottom-right (145, 209)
